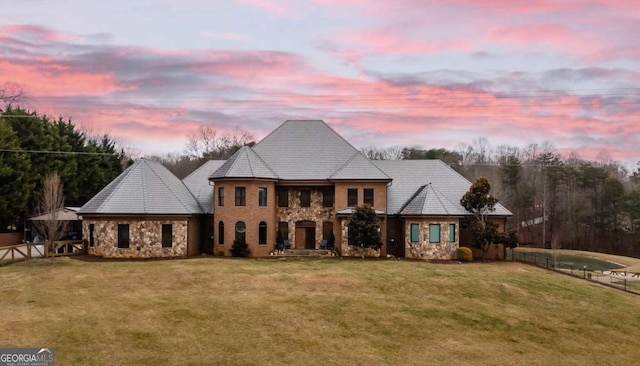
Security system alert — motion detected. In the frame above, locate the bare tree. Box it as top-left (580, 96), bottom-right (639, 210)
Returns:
top-left (33, 173), bottom-right (69, 263)
top-left (185, 125), bottom-right (255, 159)
top-left (360, 146), bottom-right (403, 160)
top-left (0, 82), bottom-right (26, 110)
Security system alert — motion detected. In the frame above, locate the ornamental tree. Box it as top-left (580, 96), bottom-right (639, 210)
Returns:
top-left (348, 205), bottom-right (382, 250)
top-left (460, 177), bottom-right (499, 260)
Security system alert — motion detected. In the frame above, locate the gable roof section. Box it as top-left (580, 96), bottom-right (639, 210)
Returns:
top-left (331, 152), bottom-right (391, 180)
top-left (210, 146), bottom-right (278, 180)
top-left (78, 159), bottom-right (203, 215)
top-left (252, 120), bottom-right (381, 180)
top-left (183, 160), bottom-right (226, 214)
top-left (374, 160), bottom-right (512, 216)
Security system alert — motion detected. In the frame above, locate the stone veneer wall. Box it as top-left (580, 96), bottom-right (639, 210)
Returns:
top-left (339, 218), bottom-right (381, 258)
top-left (83, 219), bottom-right (189, 258)
top-left (276, 189), bottom-right (334, 249)
top-left (404, 218), bottom-right (458, 260)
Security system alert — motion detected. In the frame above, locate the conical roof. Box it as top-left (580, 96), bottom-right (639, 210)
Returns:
top-left (79, 159), bottom-right (202, 215)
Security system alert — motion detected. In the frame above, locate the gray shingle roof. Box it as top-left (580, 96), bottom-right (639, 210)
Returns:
top-left (252, 120), bottom-right (383, 180)
top-left (210, 146), bottom-right (278, 180)
top-left (399, 183), bottom-right (462, 216)
top-left (374, 160), bottom-right (512, 216)
top-left (331, 152), bottom-right (391, 180)
top-left (183, 160), bottom-right (226, 214)
top-left (78, 159), bottom-right (203, 215)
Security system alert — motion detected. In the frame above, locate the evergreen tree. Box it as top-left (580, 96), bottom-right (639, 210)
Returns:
top-left (0, 106), bottom-right (124, 230)
top-left (0, 118), bottom-right (33, 230)
top-left (347, 205), bottom-right (382, 249)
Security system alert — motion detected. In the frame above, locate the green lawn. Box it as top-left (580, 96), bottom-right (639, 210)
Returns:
top-left (1, 256), bottom-right (640, 365)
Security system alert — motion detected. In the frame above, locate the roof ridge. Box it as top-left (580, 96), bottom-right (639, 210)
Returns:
top-left (436, 159), bottom-right (472, 185)
top-left (253, 120), bottom-right (294, 148)
top-left (94, 160), bottom-right (138, 213)
top-left (366, 156), bottom-right (392, 180)
top-left (398, 184), bottom-right (428, 214)
top-left (248, 146), bottom-right (279, 178)
top-left (144, 159), bottom-right (194, 213)
top-left (223, 148), bottom-right (244, 177)
top-left (330, 151), bottom-right (392, 180)
top-left (183, 159), bottom-right (225, 181)
top-left (330, 151), bottom-right (359, 179)
top-left (241, 147), bottom-right (255, 177)
top-left (141, 160), bottom-right (148, 212)
top-left (428, 183), bottom-right (454, 215)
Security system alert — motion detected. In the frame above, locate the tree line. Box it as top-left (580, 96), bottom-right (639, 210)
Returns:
top-left (365, 140), bottom-right (640, 257)
top-left (0, 106), bottom-right (126, 232)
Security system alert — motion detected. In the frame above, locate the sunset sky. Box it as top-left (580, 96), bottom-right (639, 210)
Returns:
top-left (1, 0), bottom-right (639, 168)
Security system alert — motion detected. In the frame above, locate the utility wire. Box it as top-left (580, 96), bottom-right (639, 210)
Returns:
top-left (0, 148), bottom-right (626, 168)
top-left (0, 149), bottom-right (119, 156)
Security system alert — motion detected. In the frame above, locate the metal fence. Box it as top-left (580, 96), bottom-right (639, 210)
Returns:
top-left (507, 250), bottom-right (640, 295)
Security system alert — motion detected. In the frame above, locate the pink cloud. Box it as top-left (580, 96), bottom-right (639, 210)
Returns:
top-left (0, 24), bottom-right (638, 166)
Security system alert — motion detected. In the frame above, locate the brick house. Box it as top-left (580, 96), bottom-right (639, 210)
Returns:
top-left (79, 120), bottom-right (511, 259)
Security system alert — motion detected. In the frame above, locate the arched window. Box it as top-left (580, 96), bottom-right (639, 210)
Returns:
top-left (235, 221), bottom-right (246, 244)
top-left (218, 221), bottom-right (224, 245)
top-left (258, 221), bottom-right (267, 245)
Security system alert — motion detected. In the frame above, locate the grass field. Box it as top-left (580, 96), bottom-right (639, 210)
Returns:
top-left (2, 257), bottom-right (640, 365)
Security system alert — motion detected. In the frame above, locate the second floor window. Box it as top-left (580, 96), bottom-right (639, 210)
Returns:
top-left (323, 189), bottom-right (334, 207)
top-left (218, 187), bottom-right (224, 206)
top-left (258, 187), bottom-right (267, 207)
top-left (347, 188), bottom-right (358, 206)
top-left (364, 188), bottom-right (374, 206)
top-left (300, 190), bottom-right (311, 207)
top-left (278, 189), bottom-right (289, 207)
top-left (235, 187), bottom-right (246, 206)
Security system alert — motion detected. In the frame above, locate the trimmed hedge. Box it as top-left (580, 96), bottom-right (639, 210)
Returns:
top-left (456, 247), bottom-right (473, 262)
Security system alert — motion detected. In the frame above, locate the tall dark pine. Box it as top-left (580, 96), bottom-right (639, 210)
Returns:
top-left (0, 118), bottom-right (33, 230)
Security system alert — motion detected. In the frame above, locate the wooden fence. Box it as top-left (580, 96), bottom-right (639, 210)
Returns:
top-left (0, 240), bottom-right (85, 265)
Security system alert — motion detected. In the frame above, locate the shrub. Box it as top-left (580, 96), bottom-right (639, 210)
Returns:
top-left (214, 248), bottom-right (226, 257)
top-left (230, 239), bottom-right (250, 257)
top-left (327, 231), bottom-right (336, 250)
top-left (456, 247), bottom-right (473, 262)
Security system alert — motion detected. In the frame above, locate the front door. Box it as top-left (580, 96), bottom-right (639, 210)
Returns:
top-left (305, 227), bottom-right (315, 249)
top-left (295, 221), bottom-right (316, 249)
top-left (295, 227), bottom-right (306, 249)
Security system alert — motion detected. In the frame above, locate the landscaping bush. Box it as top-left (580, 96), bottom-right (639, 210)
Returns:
top-left (230, 239), bottom-right (250, 257)
top-left (327, 231), bottom-right (336, 250)
top-left (214, 248), bottom-right (225, 257)
top-left (456, 247), bottom-right (473, 262)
